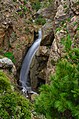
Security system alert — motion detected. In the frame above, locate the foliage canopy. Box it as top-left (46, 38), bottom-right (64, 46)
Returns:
top-left (34, 35), bottom-right (79, 119)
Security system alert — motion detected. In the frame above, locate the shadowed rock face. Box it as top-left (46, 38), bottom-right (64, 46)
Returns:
top-left (30, 30), bottom-right (54, 89)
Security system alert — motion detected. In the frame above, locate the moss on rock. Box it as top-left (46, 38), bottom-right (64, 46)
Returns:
top-left (0, 70), bottom-right (11, 93)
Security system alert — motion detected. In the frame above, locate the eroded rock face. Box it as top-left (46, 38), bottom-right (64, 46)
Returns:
top-left (0, 0), bottom-right (36, 70)
top-left (30, 46), bottom-right (49, 89)
top-left (45, 0), bottom-right (79, 83)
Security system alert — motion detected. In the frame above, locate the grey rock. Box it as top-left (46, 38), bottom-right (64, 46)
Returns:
top-left (0, 57), bottom-right (16, 74)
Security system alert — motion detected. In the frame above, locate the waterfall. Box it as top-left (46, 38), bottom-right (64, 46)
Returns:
top-left (20, 29), bottom-right (42, 95)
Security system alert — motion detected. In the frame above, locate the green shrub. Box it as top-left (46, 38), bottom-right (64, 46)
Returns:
top-left (0, 71), bottom-right (11, 93)
top-left (4, 52), bottom-right (16, 63)
top-left (25, 28), bottom-right (30, 34)
top-left (35, 15), bottom-right (46, 25)
top-left (0, 92), bottom-right (31, 119)
top-left (32, 1), bottom-right (41, 11)
top-left (61, 34), bottom-right (72, 52)
top-left (0, 71), bottom-right (32, 119)
top-left (13, 0), bottom-right (17, 2)
top-left (23, 6), bottom-right (28, 12)
top-left (34, 35), bottom-right (79, 119)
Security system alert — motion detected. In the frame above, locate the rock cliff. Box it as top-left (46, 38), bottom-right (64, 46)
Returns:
top-left (0, 0), bottom-right (37, 70)
top-left (46, 0), bottom-right (79, 83)
top-left (30, 0), bottom-right (79, 89)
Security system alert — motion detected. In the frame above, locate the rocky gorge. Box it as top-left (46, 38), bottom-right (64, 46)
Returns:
top-left (0, 0), bottom-right (79, 119)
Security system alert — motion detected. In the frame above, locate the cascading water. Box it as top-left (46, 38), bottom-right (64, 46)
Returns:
top-left (20, 29), bottom-right (42, 95)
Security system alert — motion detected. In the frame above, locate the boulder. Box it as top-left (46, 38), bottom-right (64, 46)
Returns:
top-left (0, 57), bottom-right (16, 75)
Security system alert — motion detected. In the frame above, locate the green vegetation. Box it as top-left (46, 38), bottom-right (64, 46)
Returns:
top-left (0, 71), bottom-right (11, 93)
top-left (0, 92), bottom-right (31, 119)
top-left (23, 0), bottom-right (27, 5)
top-left (61, 34), bottom-right (72, 52)
top-left (77, 26), bottom-right (79, 31)
top-left (51, 59), bottom-right (56, 65)
top-left (55, 27), bottom-right (61, 32)
top-left (17, 1), bottom-right (29, 18)
top-left (25, 27), bottom-right (30, 34)
top-left (0, 71), bottom-right (31, 119)
top-left (35, 15), bottom-right (46, 25)
top-left (32, 1), bottom-right (41, 11)
top-left (77, 1), bottom-right (79, 5)
top-left (34, 34), bottom-right (79, 119)
top-left (23, 6), bottom-right (28, 13)
top-left (13, 0), bottom-right (17, 2)
top-left (48, 0), bottom-right (53, 3)
top-left (4, 52), bottom-right (16, 63)
top-left (64, 5), bottom-right (67, 8)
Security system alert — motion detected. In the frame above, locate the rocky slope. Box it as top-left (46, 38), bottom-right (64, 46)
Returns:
top-left (0, 0), bottom-right (40, 83)
top-left (0, 0), bottom-right (38, 70)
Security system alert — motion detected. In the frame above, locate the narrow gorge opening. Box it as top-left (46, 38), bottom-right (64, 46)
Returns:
top-left (19, 29), bottom-right (42, 96)
top-left (28, 30), bottom-right (54, 93)
top-left (18, 28), bottom-right (54, 97)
